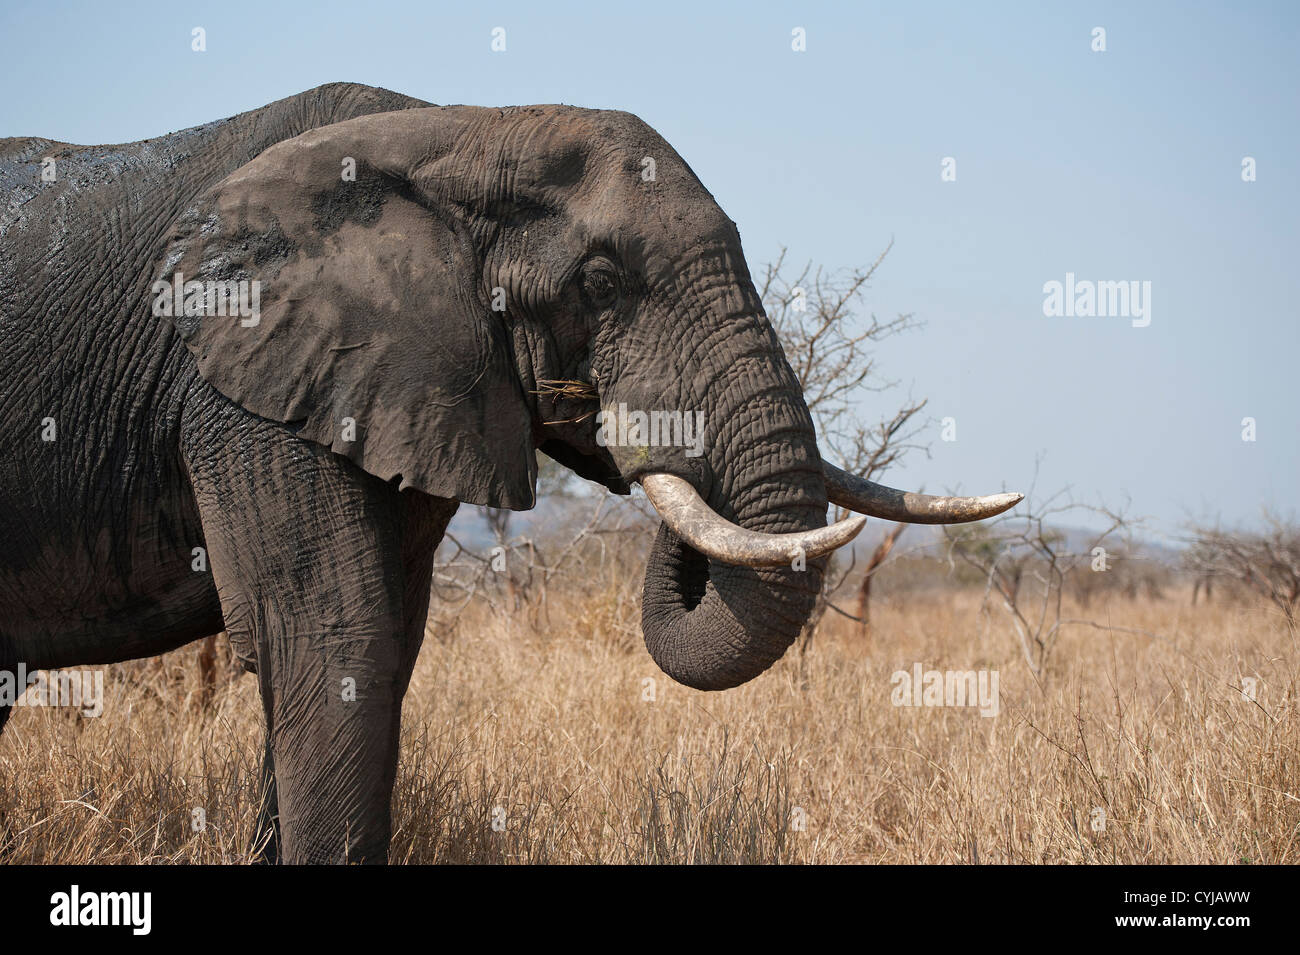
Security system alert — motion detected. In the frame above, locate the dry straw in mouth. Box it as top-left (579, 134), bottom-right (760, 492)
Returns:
top-left (533, 379), bottom-right (599, 425)
top-left (532, 378), bottom-right (598, 401)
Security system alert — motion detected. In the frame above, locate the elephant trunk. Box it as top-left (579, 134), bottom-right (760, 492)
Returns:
top-left (640, 519), bottom-right (824, 691)
top-left (636, 278), bottom-right (830, 691)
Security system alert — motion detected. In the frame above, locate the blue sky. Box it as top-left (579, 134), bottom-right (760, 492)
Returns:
top-left (2, 0), bottom-right (1295, 535)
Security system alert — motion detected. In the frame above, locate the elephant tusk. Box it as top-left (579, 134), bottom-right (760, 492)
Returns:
top-left (640, 473), bottom-right (866, 568)
top-left (823, 461), bottom-right (1023, 524)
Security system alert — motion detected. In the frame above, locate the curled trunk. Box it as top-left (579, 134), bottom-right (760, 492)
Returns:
top-left (641, 515), bottom-right (824, 690)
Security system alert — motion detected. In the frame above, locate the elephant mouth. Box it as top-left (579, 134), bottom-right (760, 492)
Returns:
top-left (538, 439), bottom-right (629, 495)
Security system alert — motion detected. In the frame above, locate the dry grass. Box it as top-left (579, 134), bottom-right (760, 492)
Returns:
top-left (1, 577), bottom-right (1295, 864)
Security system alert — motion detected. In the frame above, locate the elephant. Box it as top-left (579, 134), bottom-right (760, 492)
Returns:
top-left (0, 83), bottom-right (1020, 863)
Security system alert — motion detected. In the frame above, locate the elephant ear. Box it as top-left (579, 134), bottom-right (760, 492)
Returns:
top-left (157, 109), bottom-right (537, 509)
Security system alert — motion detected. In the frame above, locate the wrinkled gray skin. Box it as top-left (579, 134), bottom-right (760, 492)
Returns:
top-left (0, 84), bottom-right (830, 863)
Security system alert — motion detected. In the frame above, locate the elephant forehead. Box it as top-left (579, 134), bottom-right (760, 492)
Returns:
top-left (470, 107), bottom-right (732, 223)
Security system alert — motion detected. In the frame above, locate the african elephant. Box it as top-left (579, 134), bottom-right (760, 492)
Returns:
top-left (0, 83), bottom-right (1019, 863)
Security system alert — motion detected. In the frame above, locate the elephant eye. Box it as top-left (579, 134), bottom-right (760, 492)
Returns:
top-left (581, 262), bottom-right (618, 310)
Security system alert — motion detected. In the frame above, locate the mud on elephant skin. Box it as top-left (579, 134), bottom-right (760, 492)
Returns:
top-left (0, 83), bottom-right (1020, 863)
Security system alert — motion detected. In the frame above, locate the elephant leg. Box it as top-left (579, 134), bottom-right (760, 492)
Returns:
top-left (247, 491), bottom-right (453, 865)
top-left (182, 396), bottom-right (448, 864)
top-left (253, 740), bottom-right (280, 864)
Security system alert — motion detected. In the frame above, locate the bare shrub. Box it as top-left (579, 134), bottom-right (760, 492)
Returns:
top-left (1182, 514), bottom-right (1300, 628)
top-left (432, 465), bottom-right (653, 639)
top-left (854, 523), bottom-right (907, 636)
top-left (943, 482), bottom-right (1133, 678)
top-left (760, 241), bottom-right (927, 481)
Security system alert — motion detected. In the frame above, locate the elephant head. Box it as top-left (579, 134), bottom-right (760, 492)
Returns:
top-left (160, 105), bottom-right (1019, 691)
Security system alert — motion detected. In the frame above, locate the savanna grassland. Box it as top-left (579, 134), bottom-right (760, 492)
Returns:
top-left (0, 553), bottom-right (1295, 864)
